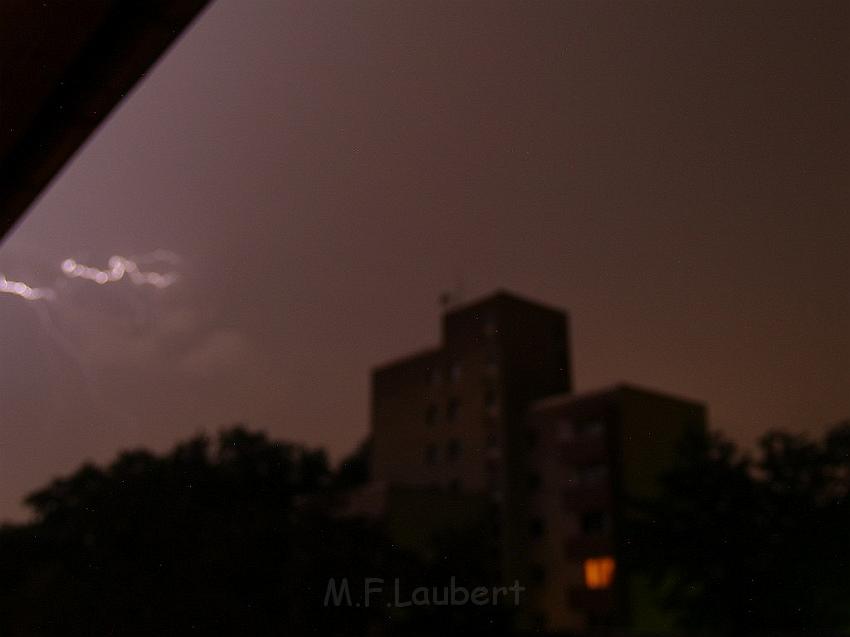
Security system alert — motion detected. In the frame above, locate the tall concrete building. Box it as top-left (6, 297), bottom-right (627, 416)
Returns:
top-left (368, 290), bottom-right (705, 633)
top-left (372, 291), bottom-right (571, 582)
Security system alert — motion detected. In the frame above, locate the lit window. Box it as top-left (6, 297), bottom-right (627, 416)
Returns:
top-left (583, 556), bottom-right (615, 589)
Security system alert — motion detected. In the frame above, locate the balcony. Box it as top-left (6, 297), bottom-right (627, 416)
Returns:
top-left (564, 535), bottom-right (614, 561)
top-left (561, 483), bottom-right (612, 510)
top-left (568, 587), bottom-right (616, 615)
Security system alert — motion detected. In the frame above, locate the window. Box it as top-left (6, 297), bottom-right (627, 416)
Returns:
top-left (425, 403), bottom-right (438, 426)
top-left (446, 439), bottom-right (461, 462)
top-left (446, 397), bottom-right (459, 422)
top-left (428, 368), bottom-right (441, 386)
top-left (449, 362), bottom-right (462, 383)
top-left (563, 512), bottom-right (579, 538)
top-left (580, 419), bottom-right (605, 437)
top-left (484, 313), bottom-right (498, 337)
top-left (529, 517), bottom-right (545, 538)
top-left (491, 518), bottom-right (502, 537)
top-left (581, 510), bottom-right (609, 535)
top-left (557, 418), bottom-right (574, 441)
top-left (425, 444), bottom-right (437, 466)
top-left (486, 461), bottom-right (500, 490)
top-left (531, 613), bottom-right (547, 631)
top-left (530, 564), bottom-right (546, 584)
top-left (552, 324), bottom-right (566, 351)
top-left (580, 464), bottom-right (608, 484)
top-left (583, 556), bottom-right (615, 589)
top-left (484, 347), bottom-right (500, 377)
top-left (485, 387), bottom-right (499, 417)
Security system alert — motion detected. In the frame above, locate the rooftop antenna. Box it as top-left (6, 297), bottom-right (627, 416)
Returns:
top-left (438, 290), bottom-right (454, 309)
top-left (438, 271), bottom-right (466, 310)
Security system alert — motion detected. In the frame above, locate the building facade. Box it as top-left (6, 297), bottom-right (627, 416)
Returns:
top-left (371, 291), bottom-right (571, 585)
top-left (526, 386), bottom-right (706, 632)
top-left (368, 291), bottom-right (705, 633)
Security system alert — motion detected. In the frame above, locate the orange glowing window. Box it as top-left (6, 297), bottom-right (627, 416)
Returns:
top-left (583, 556), bottom-right (615, 589)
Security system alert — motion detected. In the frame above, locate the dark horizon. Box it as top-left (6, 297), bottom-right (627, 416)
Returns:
top-left (1, 0), bottom-right (848, 521)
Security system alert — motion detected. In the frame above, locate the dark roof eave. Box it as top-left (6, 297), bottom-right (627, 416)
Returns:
top-left (0, 0), bottom-right (211, 242)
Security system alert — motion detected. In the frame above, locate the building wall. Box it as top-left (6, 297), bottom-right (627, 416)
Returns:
top-left (369, 292), bottom-right (704, 634)
top-left (615, 387), bottom-right (707, 633)
top-left (371, 291), bottom-right (570, 500)
top-left (527, 386), bottom-right (706, 633)
top-left (371, 292), bottom-right (571, 591)
top-left (527, 389), bottom-right (620, 632)
top-left (371, 348), bottom-right (443, 488)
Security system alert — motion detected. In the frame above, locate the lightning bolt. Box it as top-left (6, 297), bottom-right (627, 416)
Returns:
top-left (61, 255), bottom-right (177, 288)
top-left (1, 250), bottom-right (180, 428)
top-left (1, 251), bottom-right (179, 304)
top-left (0, 273), bottom-right (54, 301)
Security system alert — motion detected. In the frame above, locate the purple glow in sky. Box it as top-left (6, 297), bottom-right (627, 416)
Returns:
top-left (1, 0), bottom-right (848, 520)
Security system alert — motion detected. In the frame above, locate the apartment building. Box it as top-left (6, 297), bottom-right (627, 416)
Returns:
top-left (371, 291), bottom-right (571, 582)
top-left (526, 386), bottom-right (705, 632)
top-left (368, 291), bottom-right (705, 633)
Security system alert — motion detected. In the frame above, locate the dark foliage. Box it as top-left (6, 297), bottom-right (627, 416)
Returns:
top-left (0, 427), bottom-right (509, 636)
top-left (623, 421), bottom-right (850, 635)
top-left (332, 436), bottom-right (371, 490)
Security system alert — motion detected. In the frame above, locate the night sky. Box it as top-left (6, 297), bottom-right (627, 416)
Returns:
top-left (0, 0), bottom-right (847, 520)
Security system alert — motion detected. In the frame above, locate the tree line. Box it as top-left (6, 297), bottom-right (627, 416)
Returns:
top-left (1, 421), bottom-right (849, 635)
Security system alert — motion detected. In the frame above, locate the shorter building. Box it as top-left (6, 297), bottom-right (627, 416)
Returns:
top-left (525, 385), bottom-right (706, 633)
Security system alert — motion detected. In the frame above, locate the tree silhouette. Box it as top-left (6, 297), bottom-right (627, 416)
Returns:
top-left (0, 426), bottom-right (512, 636)
top-left (624, 421), bottom-right (850, 635)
